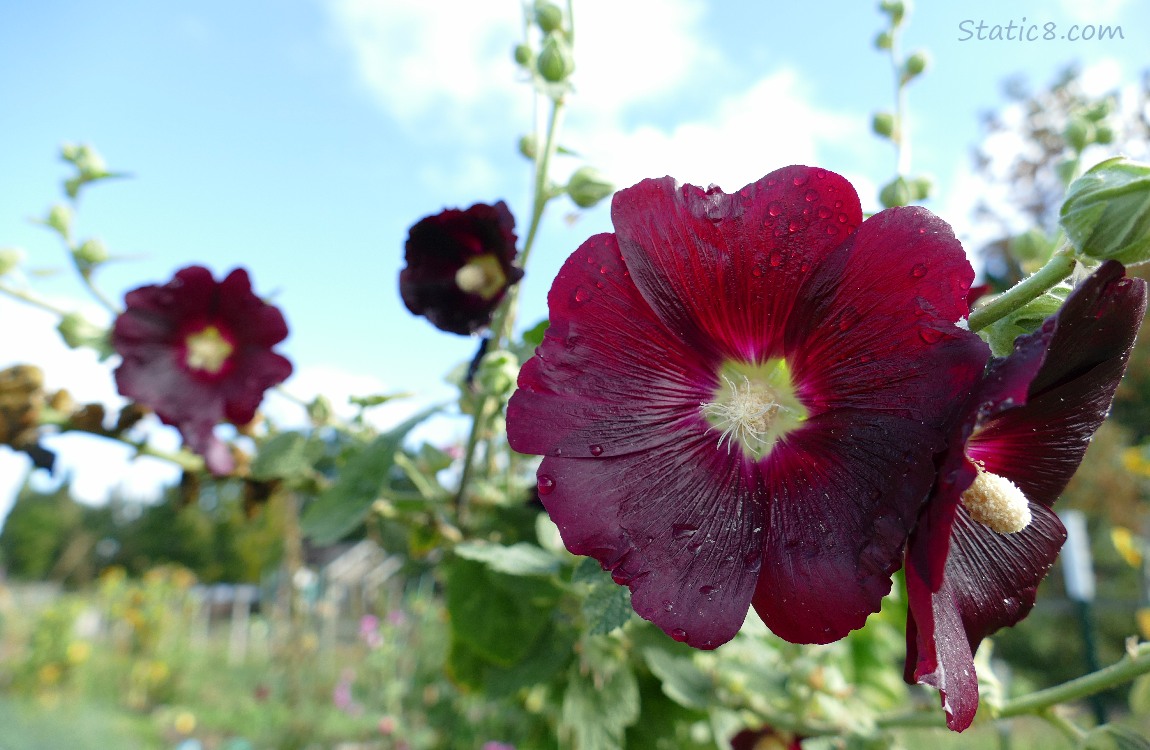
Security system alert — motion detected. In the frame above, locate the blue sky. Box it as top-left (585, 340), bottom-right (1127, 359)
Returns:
top-left (1, 0), bottom-right (1148, 517)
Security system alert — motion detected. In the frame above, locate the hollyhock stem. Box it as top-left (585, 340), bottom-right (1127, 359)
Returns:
top-left (967, 246), bottom-right (1077, 332)
top-left (0, 282), bottom-right (73, 317)
top-left (455, 97), bottom-right (567, 521)
top-left (996, 640), bottom-right (1150, 719)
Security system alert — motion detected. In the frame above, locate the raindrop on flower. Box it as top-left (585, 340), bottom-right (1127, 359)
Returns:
top-left (919, 328), bottom-right (944, 344)
top-left (672, 523), bottom-right (699, 540)
top-left (769, 250), bottom-right (785, 267)
top-left (573, 287), bottom-right (591, 303)
top-left (767, 201), bottom-right (783, 217)
top-left (804, 189), bottom-right (818, 202)
top-left (537, 475), bottom-right (556, 495)
top-left (670, 628), bottom-right (689, 642)
top-left (589, 444), bottom-right (603, 456)
top-left (911, 263), bottom-right (928, 278)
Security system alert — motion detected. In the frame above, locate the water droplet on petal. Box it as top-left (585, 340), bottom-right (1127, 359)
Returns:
top-left (834, 200), bottom-right (843, 208)
top-left (699, 585), bottom-right (717, 596)
top-left (911, 263), bottom-right (928, 278)
top-left (804, 189), bottom-right (818, 202)
top-left (670, 628), bottom-right (689, 642)
top-left (817, 205), bottom-right (832, 219)
top-left (825, 225), bottom-right (837, 235)
top-left (743, 550), bottom-right (762, 573)
top-left (788, 220), bottom-right (800, 233)
top-left (537, 475), bottom-right (556, 495)
top-left (751, 265), bottom-right (764, 277)
top-left (573, 287), bottom-right (591, 303)
top-left (662, 600), bottom-right (673, 612)
top-left (800, 261), bottom-right (810, 273)
top-left (836, 212), bottom-right (849, 224)
top-left (599, 265), bottom-right (609, 275)
top-left (769, 249), bottom-right (785, 267)
top-left (767, 201), bottom-right (783, 217)
top-left (859, 354), bottom-right (872, 364)
top-left (773, 224), bottom-right (788, 238)
top-left (672, 523), bottom-right (699, 540)
top-left (919, 328), bottom-right (944, 344)
top-left (815, 168), bottom-right (828, 179)
top-left (792, 173), bottom-right (808, 187)
top-left (589, 444), bottom-right (603, 456)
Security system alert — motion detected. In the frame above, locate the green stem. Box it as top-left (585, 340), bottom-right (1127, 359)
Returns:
top-left (0, 281), bottom-right (73, 317)
top-left (1036, 709), bottom-right (1087, 743)
top-left (888, 27), bottom-right (910, 176)
top-left (997, 642), bottom-right (1150, 718)
top-left (492, 96), bottom-right (566, 348)
top-left (968, 247), bottom-right (1077, 333)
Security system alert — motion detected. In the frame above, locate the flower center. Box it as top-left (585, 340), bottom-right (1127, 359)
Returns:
top-left (700, 359), bottom-right (807, 461)
top-left (185, 324), bottom-right (234, 375)
top-left (961, 466), bottom-right (1032, 534)
top-left (454, 254), bottom-right (508, 301)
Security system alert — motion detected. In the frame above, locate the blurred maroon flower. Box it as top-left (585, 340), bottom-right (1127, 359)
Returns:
top-left (904, 260), bottom-right (1146, 731)
top-left (112, 265), bottom-right (292, 475)
top-left (400, 201), bottom-right (522, 335)
top-left (507, 166), bottom-right (989, 649)
top-left (731, 725), bottom-right (804, 750)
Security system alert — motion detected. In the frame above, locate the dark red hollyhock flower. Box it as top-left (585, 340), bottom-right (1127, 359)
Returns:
top-left (731, 725), bottom-right (804, 750)
top-left (904, 261), bottom-right (1147, 731)
top-left (400, 201), bottom-right (523, 335)
top-left (112, 266), bottom-right (293, 475)
top-left (506, 166), bottom-right (990, 649)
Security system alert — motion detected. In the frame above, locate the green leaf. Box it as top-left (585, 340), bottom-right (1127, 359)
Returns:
top-left (561, 644), bottom-right (640, 750)
top-left (250, 431), bottom-right (319, 482)
top-left (300, 408), bottom-right (435, 543)
top-left (642, 647), bottom-right (714, 711)
top-left (521, 318), bottom-right (550, 348)
top-left (455, 541), bottom-right (559, 576)
top-left (445, 556), bottom-right (561, 666)
top-left (1085, 724), bottom-right (1150, 750)
top-left (571, 557), bottom-right (604, 585)
top-left (583, 581), bottom-right (632, 636)
top-left (448, 619), bottom-right (575, 696)
top-left (1129, 673), bottom-right (1150, 715)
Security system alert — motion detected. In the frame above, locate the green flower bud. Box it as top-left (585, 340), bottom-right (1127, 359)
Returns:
top-left (872, 111), bottom-right (896, 138)
top-left (534, 1), bottom-right (564, 34)
top-left (1094, 124), bottom-right (1114, 145)
top-left (1061, 157), bottom-right (1150, 265)
top-left (45, 204), bottom-right (72, 237)
top-left (1064, 117), bottom-right (1092, 153)
top-left (874, 30), bottom-right (893, 50)
top-left (476, 349), bottom-right (519, 397)
top-left (1083, 100), bottom-right (1113, 122)
top-left (513, 43), bottom-right (533, 67)
top-left (307, 394), bottom-right (334, 427)
top-left (57, 312), bottom-right (111, 354)
top-left (0, 247), bottom-right (24, 276)
top-left (909, 175), bottom-right (932, 201)
top-left (880, 0), bottom-right (905, 26)
top-left (879, 176), bottom-right (911, 208)
top-left (567, 166), bottom-right (614, 208)
top-left (536, 32), bottom-right (574, 83)
top-left (74, 238), bottom-right (109, 266)
top-left (901, 51), bottom-right (928, 83)
top-left (518, 134), bottom-right (538, 159)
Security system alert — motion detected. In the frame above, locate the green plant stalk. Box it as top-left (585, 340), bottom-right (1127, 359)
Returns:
top-left (0, 281), bottom-right (73, 317)
top-left (888, 24), bottom-right (911, 177)
top-left (454, 94), bottom-right (567, 522)
top-left (997, 641), bottom-right (1150, 718)
top-left (967, 246), bottom-right (1077, 332)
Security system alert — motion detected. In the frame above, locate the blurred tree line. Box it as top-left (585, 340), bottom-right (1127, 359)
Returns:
top-left (0, 477), bottom-right (285, 586)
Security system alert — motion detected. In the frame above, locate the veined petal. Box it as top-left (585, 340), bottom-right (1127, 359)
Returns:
top-left (787, 206), bottom-right (988, 422)
top-left (906, 504), bottom-right (1066, 731)
top-left (753, 411), bottom-right (944, 643)
top-left (611, 166), bottom-right (862, 362)
top-left (537, 442), bottom-right (764, 650)
top-left (508, 233), bottom-right (714, 459)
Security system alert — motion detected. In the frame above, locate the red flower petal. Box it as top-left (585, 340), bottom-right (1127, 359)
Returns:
top-left (906, 504), bottom-right (1066, 731)
top-left (611, 167), bottom-right (862, 361)
top-left (787, 207), bottom-right (986, 419)
top-left (753, 410), bottom-right (945, 643)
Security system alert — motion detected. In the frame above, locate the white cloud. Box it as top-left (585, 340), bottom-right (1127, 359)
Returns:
top-left (1079, 58), bottom-right (1124, 97)
top-left (572, 68), bottom-right (864, 194)
top-left (327, 0), bottom-right (522, 129)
